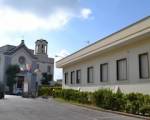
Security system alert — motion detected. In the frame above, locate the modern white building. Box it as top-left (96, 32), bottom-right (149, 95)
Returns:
top-left (56, 16), bottom-right (150, 94)
top-left (0, 39), bottom-right (54, 95)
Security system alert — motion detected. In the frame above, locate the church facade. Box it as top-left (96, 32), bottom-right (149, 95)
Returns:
top-left (0, 39), bottom-right (54, 95)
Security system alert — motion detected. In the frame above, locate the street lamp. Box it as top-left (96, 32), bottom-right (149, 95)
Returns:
top-left (55, 55), bottom-right (63, 58)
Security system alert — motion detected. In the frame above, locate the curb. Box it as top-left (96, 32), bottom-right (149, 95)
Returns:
top-left (54, 98), bottom-right (150, 120)
top-left (73, 103), bottom-right (150, 120)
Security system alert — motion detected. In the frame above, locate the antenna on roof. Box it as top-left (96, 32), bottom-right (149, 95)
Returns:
top-left (85, 40), bottom-right (90, 45)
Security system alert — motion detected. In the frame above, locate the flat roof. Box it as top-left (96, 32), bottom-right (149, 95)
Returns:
top-left (56, 16), bottom-right (150, 68)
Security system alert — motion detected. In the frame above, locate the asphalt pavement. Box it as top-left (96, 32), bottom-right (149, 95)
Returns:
top-left (0, 95), bottom-right (142, 120)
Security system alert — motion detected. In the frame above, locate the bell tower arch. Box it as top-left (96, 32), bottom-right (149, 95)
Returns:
top-left (35, 39), bottom-right (48, 56)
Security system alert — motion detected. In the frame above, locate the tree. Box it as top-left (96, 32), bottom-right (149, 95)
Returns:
top-left (6, 65), bottom-right (20, 94)
top-left (41, 73), bottom-right (53, 85)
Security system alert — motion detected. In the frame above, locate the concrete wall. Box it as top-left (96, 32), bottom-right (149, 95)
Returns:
top-left (36, 62), bottom-right (54, 85)
top-left (11, 47), bottom-right (54, 84)
top-left (11, 48), bottom-right (32, 65)
top-left (63, 38), bottom-right (150, 94)
top-left (37, 62), bottom-right (53, 74)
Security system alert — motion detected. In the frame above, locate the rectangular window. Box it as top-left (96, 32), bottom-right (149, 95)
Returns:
top-left (139, 53), bottom-right (149, 79)
top-left (76, 70), bottom-right (81, 84)
top-left (87, 67), bottom-right (94, 83)
top-left (47, 66), bottom-right (51, 73)
top-left (64, 72), bottom-right (68, 84)
top-left (100, 63), bottom-right (108, 82)
top-left (117, 58), bottom-right (127, 80)
top-left (71, 71), bottom-right (75, 84)
top-left (37, 64), bottom-right (39, 69)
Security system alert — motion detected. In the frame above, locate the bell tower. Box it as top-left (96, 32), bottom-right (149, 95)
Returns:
top-left (35, 39), bottom-right (48, 56)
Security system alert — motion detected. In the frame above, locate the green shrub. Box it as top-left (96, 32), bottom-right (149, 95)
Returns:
top-left (38, 86), bottom-right (62, 96)
top-left (52, 89), bottom-right (91, 104)
top-left (52, 88), bottom-right (150, 117)
top-left (62, 89), bottom-right (76, 101)
top-left (77, 91), bottom-right (92, 104)
top-left (93, 89), bottom-right (113, 109)
top-left (52, 89), bottom-right (62, 98)
top-left (126, 93), bottom-right (145, 114)
top-left (93, 89), bottom-right (126, 111)
top-left (111, 91), bottom-right (126, 111)
top-left (140, 105), bottom-right (150, 116)
top-left (143, 95), bottom-right (150, 105)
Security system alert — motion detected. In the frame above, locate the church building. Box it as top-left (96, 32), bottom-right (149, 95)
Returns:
top-left (0, 39), bottom-right (54, 95)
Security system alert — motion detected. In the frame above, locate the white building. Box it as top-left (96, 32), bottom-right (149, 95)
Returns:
top-left (0, 39), bottom-right (54, 95)
top-left (56, 16), bottom-right (150, 94)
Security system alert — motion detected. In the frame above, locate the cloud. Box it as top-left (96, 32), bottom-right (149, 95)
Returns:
top-left (0, 7), bottom-right (72, 32)
top-left (0, 1), bottom-right (92, 32)
top-left (0, 0), bottom-right (80, 17)
top-left (0, 0), bottom-right (93, 80)
top-left (80, 8), bottom-right (92, 19)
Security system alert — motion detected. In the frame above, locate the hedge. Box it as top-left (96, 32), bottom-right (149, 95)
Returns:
top-left (51, 88), bottom-right (150, 117)
top-left (38, 86), bottom-right (62, 96)
top-left (38, 87), bottom-right (150, 116)
top-left (52, 89), bottom-right (92, 104)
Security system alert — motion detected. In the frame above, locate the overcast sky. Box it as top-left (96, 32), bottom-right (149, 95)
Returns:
top-left (0, 0), bottom-right (150, 80)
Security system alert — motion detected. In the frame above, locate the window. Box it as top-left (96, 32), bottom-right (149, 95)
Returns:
top-left (71, 71), bottom-right (75, 84)
top-left (87, 67), bottom-right (94, 83)
top-left (18, 56), bottom-right (26, 65)
top-left (117, 58), bottom-right (127, 80)
top-left (37, 64), bottom-right (39, 69)
top-left (139, 53), bottom-right (149, 79)
top-left (47, 66), bottom-right (51, 73)
top-left (64, 72), bottom-right (68, 84)
top-left (76, 70), bottom-right (81, 84)
top-left (100, 63), bottom-right (108, 82)
top-left (42, 44), bottom-right (44, 48)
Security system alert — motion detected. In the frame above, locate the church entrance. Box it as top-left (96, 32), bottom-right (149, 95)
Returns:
top-left (16, 76), bottom-right (24, 95)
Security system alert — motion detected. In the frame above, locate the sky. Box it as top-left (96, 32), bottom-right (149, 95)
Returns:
top-left (0, 0), bottom-right (150, 80)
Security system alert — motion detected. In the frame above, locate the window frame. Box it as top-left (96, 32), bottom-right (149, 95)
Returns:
top-left (100, 63), bottom-right (108, 82)
top-left (47, 66), bottom-right (51, 73)
top-left (64, 72), bottom-right (68, 85)
top-left (37, 64), bottom-right (39, 69)
top-left (87, 66), bottom-right (94, 83)
top-left (117, 58), bottom-right (127, 81)
top-left (139, 53), bottom-right (150, 79)
top-left (76, 69), bottom-right (81, 84)
top-left (71, 71), bottom-right (75, 84)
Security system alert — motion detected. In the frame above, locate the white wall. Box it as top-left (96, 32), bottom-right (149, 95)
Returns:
top-left (63, 38), bottom-right (150, 94)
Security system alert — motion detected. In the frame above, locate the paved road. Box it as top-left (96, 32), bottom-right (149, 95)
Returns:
top-left (0, 95), bottom-right (142, 120)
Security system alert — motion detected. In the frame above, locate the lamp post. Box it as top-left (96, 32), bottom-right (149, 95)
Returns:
top-left (55, 55), bottom-right (64, 58)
